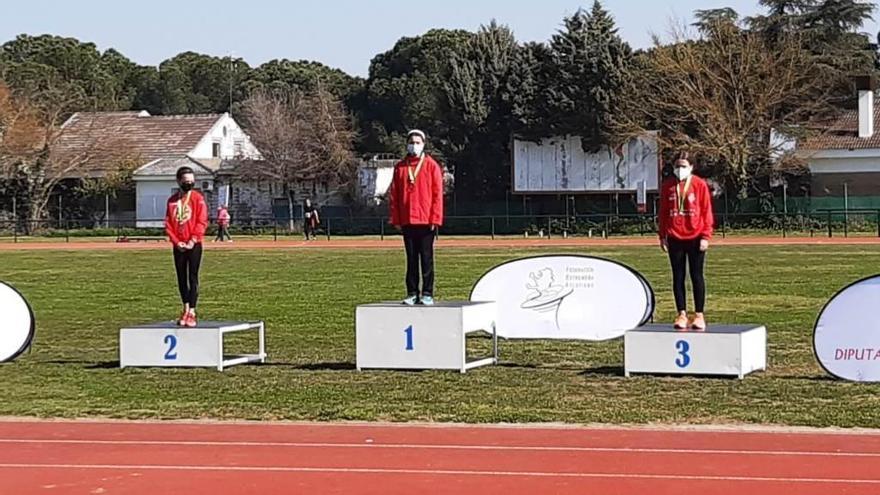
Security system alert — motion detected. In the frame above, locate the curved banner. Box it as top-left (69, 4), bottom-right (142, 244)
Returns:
top-left (0, 281), bottom-right (35, 363)
top-left (470, 255), bottom-right (654, 340)
top-left (815, 275), bottom-right (880, 381)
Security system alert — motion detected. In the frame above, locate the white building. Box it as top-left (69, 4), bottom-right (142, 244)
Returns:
top-left (56, 111), bottom-right (259, 227)
top-left (800, 77), bottom-right (880, 203)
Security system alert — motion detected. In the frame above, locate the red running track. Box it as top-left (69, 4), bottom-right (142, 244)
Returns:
top-left (1, 420), bottom-right (879, 494)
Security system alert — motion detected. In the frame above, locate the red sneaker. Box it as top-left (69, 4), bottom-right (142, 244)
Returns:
top-left (184, 311), bottom-right (197, 328)
top-left (692, 313), bottom-right (707, 331)
top-left (177, 311), bottom-right (188, 327)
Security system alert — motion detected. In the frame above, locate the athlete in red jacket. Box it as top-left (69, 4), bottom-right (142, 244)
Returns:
top-left (658, 152), bottom-right (714, 330)
top-left (388, 129), bottom-right (444, 305)
top-left (165, 166), bottom-right (209, 327)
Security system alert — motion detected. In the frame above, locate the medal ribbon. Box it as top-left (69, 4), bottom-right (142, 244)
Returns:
top-left (408, 154), bottom-right (426, 185)
top-left (676, 176), bottom-right (692, 215)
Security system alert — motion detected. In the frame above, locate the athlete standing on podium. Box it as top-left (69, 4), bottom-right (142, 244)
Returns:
top-left (659, 152), bottom-right (714, 330)
top-left (165, 166), bottom-right (209, 327)
top-left (388, 129), bottom-right (444, 306)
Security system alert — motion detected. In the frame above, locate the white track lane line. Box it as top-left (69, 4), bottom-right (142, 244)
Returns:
top-left (0, 438), bottom-right (879, 457)
top-left (0, 463), bottom-right (878, 484)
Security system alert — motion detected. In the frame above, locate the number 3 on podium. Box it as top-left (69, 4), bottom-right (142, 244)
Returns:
top-left (675, 340), bottom-right (690, 368)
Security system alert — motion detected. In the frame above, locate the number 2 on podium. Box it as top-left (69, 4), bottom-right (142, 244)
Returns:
top-left (164, 335), bottom-right (178, 360)
top-left (675, 340), bottom-right (690, 368)
top-left (404, 325), bottom-right (414, 351)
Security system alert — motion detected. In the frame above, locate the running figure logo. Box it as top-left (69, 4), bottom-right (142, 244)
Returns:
top-left (520, 268), bottom-right (574, 330)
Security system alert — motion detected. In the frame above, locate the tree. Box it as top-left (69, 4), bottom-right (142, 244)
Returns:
top-left (76, 160), bottom-right (137, 227)
top-left (0, 34), bottom-right (136, 111)
top-left (748, 0), bottom-right (877, 99)
top-left (154, 52), bottom-right (252, 114)
top-left (0, 80), bottom-right (133, 228)
top-left (237, 87), bottom-right (355, 227)
top-left (547, 1), bottom-right (634, 151)
top-left (693, 8), bottom-right (740, 32)
top-left (362, 29), bottom-right (473, 154)
top-left (442, 21), bottom-right (520, 198)
top-left (625, 21), bottom-right (838, 197)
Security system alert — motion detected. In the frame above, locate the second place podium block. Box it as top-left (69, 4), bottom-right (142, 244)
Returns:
top-left (356, 301), bottom-right (498, 373)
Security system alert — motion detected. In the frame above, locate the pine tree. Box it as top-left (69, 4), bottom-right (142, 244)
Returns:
top-left (547, 1), bottom-right (633, 151)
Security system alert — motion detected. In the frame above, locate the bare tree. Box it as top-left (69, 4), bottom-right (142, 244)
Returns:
top-left (237, 86), bottom-right (355, 228)
top-left (0, 81), bottom-right (134, 228)
top-left (620, 20), bottom-right (839, 197)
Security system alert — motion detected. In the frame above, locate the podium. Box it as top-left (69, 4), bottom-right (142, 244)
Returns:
top-left (625, 324), bottom-right (766, 379)
top-left (356, 301), bottom-right (498, 373)
top-left (119, 321), bottom-right (266, 371)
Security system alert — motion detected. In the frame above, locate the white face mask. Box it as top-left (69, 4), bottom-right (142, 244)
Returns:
top-left (674, 166), bottom-right (693, 181)
top-left (407, 143), bottom-right (424, 156)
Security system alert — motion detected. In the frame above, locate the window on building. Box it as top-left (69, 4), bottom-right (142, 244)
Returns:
top-left (234, 140), bottom-right (243, 156)
top-left (212, 142), bottom-right (221, 158)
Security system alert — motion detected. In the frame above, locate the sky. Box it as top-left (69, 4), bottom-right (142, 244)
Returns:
top-left (1, 0), bottom-right (878, 77)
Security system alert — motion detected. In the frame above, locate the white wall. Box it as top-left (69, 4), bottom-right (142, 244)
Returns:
top-left (135, 176), bottom-right (214, 227)
top-left (190, 113), bottom-right (260, 160)
top-left (136, 180), bottom-right (177, 227)
top-left (808, 154), bottom-right (880, 174)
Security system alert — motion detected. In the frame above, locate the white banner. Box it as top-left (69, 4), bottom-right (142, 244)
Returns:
top-left (815, 275), bottom-right (880, 381)
top-left (0, 281), bottom-right (34, 362)
top-left (512, 134), bottom-right (659, 193)
top-left (470, 255), bottom-right (654, 340)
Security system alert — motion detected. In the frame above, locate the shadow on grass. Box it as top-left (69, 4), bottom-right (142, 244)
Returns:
top-left (43, 360), bottom-right (120, 369)
top-left (290, 362), bottom-right (357, 371)
top-left (579, 366), bottom-right (626, 377)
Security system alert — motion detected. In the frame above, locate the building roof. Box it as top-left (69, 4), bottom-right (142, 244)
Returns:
top-left (53, 111), bottom-right (223, 175)
top-left (800, 106), bottom-right (880, 150)
top-left (133, 156), bottom-right (218, 178)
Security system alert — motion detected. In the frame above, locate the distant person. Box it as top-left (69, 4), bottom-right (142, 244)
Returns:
top-left (659, 151), bottom-right (714, 330)
top-left (165, 166), bottom-right (208, 327)
top-left (388, 129), bottom-right (444, 306)
top-left (303, 199), bottom-right (320, 241)
top-left (214, 205), bottom-right (232, 242)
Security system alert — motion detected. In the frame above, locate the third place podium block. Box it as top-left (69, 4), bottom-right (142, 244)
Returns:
top-left (356, 301), bottom-right (498, 373)
top-left (625, 324), bottom-right (766, 379)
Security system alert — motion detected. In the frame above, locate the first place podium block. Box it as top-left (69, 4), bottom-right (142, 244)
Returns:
top-left (120, 321), bottom-right (266, 371)
top-left (625, 324), bottom-right (766, 379)
top-left (356, 301), bottom-right (498, 373)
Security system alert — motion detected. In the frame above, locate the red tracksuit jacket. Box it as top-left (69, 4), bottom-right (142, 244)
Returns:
top-left (165, 190), bottom-right (209, 245)
top-left (388, 154), bottom-right (444, 227)
top-left (658, 175), bottom-right (714, 241)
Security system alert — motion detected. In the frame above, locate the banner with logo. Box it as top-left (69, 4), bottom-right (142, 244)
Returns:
top-left (0, 281), bottom-right (35, 363)
top-left (470, 255), bottom-right (654, 340)
top-left (815, 275), bottom-right (880, 381)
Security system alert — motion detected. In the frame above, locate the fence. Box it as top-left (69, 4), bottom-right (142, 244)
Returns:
top-left (2, 210), bottom-right (879, 242)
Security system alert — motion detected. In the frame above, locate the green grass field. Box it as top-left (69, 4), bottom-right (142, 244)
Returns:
top-left (1, 244), bottom-right (880, 428)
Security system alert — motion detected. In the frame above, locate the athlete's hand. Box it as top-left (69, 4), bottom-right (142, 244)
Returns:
top-left (659, 238), bottom-right (668, 253)
top-left (185, 240), bottom-right (196, 250)
top-left (699, 239), bottom-right (709, 252)
top-left (177, 242), bottom-right (187, 251)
